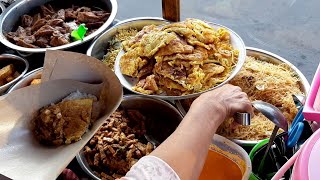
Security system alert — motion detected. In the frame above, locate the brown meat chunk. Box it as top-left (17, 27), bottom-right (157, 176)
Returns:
top-left (34, 25), bottom-right (55, 37)
top-left (21, 15), bottom-right (33, 27)
top-left (52, 9), bottom-right (65, 20)
top-left (16, 39), bottom-right (39, 48)
top-left (83, 109), bottom-right (154, 178)
top-left (47, 19), bottom-right (64, 27)
top-left (86, 21), bottom-right (104, 29)
top-left (50, 31), bottom-right (70, 46)
top-left (32, 13), bottom-right (41, 25)
top-left (77, 11), bottom-right (109, 23)
top-left (31, 19), bottom-right (47, 31)
top-left (40, 5), bottom-right (55, 17)
top-left (35, 36), bottom-right (49, 47)
top-left (65, 8), bottom-right (77, 19)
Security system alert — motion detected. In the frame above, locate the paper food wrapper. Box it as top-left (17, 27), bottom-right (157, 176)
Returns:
top-left (0, 50), bottom-right (123, 179)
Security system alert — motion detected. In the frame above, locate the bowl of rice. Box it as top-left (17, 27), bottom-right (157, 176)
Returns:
top-left (176, 47), bottom-right (310, 146)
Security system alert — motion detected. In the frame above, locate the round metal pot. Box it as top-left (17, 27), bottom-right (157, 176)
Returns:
top-left (175, 47), bottom-right (310, 146)
top-left (0, 54), bottom-right (29, 95)
top-left (0, 0), bottom-right (118, 53)
top-left (7, 67), bottom-right (43, 93)
top-left (76, 94), bottom-right (183, 180)
top-left (0, 2), bottom-right (5, 15)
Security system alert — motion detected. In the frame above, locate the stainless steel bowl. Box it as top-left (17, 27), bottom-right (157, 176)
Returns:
top-left (113, 21), bottom-right (247, 100)
top-left (0, 54), bottom-right (29, 95)
top-left (0, 0), bottom-right (117, 53)
top-left (175, 47), bottom-right (310, 146)
top-left (0, 3), bottom-right (5, 15)
top-left (7, 67), bottom-right (42, 93)
top-left (76, 94), bottom-right (183, 180)
top-left (87, 17), bottom-right (169, 59)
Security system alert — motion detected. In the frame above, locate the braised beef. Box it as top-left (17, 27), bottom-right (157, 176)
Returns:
top-left (34, 25), bottom-right (55, 37)
top-left (21, 15), bottom-right (33, 27)
top-left (6, 3), bottom-right (110, 48)
top-left (35, 37), bottom-right (50, 47)
top-left (77, 11), bottom-right (110, 23)
top-left (31, 19), bottom-right (47, 31)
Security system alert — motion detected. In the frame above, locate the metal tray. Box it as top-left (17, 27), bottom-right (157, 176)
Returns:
top-left (175, 47), bottom-right (310, 146)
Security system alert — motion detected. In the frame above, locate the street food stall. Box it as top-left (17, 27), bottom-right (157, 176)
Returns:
top-left (0, 0), bottom-right (319, 179)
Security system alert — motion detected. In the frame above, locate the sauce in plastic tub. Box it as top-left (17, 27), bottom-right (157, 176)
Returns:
top-left (199, 144), bottom-right (245, 180)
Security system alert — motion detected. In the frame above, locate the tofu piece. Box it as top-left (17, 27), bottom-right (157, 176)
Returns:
top-left (0, 64), bottom-right (14, 81)
top-left (30, 78), bottom-right (41, 85)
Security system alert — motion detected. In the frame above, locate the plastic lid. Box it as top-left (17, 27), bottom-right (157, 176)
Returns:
top-left (292, 129), bottom-right (320, 179)
top-left (303, 63), bottom-right (320, 121)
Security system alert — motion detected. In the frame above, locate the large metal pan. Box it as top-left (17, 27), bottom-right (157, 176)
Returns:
top-left (175, 47), bottom-right (310, 146)
top-left (0, 0), bottom-right (117, 53)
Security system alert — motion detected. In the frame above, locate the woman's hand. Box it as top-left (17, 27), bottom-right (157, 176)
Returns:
top-left (188, 84), bottom-right (254, 127)
top-left (149, 84), bottom-right (254, 180)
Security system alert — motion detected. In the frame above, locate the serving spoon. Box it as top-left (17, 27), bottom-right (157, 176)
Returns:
top-left (252, 100), bottom-right (288, 176)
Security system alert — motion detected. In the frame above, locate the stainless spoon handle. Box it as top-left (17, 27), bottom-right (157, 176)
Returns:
top-left (234, 112), bottom-right (251, 126)
top-left (257, 126), bottom-right (279, 175)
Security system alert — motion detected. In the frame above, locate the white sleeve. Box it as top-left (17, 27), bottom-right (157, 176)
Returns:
top-left (121, 155), bottom-right (180, 180)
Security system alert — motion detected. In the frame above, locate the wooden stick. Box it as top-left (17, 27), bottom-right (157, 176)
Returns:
top-left (162, 0), bottom-right (180, 22)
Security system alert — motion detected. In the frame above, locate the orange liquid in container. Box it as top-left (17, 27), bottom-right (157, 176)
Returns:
top-left (199, 149), bottom-right (242, 180)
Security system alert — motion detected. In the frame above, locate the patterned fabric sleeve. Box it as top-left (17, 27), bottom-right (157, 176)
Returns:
top-left (119, 155), bottom-right (180, 180)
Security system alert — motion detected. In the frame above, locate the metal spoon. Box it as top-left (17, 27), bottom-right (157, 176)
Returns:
top-left (292, 94), bottom-right (306, 109)
top-left (252, 100), bottom-right (288, 176)
top-left (252, 100), bottom-right (288, 131)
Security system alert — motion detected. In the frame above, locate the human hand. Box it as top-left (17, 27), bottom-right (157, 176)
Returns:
top-left (188, 84), bottom-right (254, 126)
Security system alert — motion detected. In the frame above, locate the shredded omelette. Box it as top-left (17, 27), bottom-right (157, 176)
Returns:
top-left (181, 56), bottom-right (303, 140)
top-left (102, 28), bottom-right (138, 71)
top-left (120, 18), bottom-right (238, 96)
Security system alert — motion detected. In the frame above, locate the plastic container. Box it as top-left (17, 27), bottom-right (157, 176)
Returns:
top-left (272, 129), bottom-right (320, 180)
top-left (304, 63), bottom-right (320, 121)
top-left (211, 134), bottom-right (252, 180)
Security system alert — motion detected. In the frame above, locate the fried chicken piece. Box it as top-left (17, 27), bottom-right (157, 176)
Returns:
top-left (120, 52), bottom-right (147, 77)
top-left (154, 35), bottom-right (194, 59)
top-left (154, 61), bottom-right (187, 86)
top-left (137, 60), bottom-right (155, 79)
top-left (157, 76), bottom-right (187, 92)
top-left (202, 63), bottom-right (225, 82)
top-left (139, 31), bottom-right (177, 58)
top-left (160, 46), bottom-right (208, 62)
top-left (132, 75), bottom-right (159, 94)
top-left (32, 98), bottom-right (95, 146)
top-left (122, 25), bottom-right (160, 51)
top-left (59, 99), bottom-right (93, 144)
